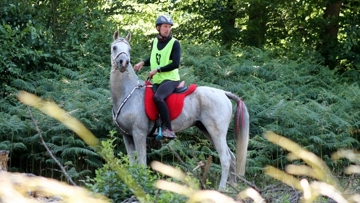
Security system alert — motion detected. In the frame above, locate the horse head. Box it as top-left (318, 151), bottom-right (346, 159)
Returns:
top-left (111, 31), bottom-right (131, 72)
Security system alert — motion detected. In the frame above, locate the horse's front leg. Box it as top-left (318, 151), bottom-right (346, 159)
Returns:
top-left (132, 130), bottom-right (148, 166)
top-left (123, 134), bottom-right (137, 164)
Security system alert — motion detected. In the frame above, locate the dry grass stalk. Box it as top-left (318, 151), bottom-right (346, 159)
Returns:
top-left (0, 171), bottom-right (109, 203)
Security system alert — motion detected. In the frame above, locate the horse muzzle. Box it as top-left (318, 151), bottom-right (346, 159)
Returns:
top-left (117, 59), bottom-right (129, 72)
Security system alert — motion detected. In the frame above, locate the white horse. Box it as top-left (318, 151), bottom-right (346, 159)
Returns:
top-left (110, 30), bottom-right (249, 190)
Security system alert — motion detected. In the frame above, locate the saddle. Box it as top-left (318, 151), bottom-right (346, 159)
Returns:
top-left (144, 80), bottom-right (197, 121)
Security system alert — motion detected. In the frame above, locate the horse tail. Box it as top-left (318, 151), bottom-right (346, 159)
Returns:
top-left (225, 92), bottom-right (249, 176)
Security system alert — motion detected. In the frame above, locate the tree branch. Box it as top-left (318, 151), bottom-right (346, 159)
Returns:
top-left (27, 107), bottom-right (77, 186)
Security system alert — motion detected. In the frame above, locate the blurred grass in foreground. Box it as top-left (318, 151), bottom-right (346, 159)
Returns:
top-left (264, 131), bottom-right (360, 203)
top-left (7, 91), bottom-right (360, 203)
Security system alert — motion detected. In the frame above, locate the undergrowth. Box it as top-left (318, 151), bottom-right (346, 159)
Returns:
top-left (13, 91), bottom-right (360, 203)
top-left (83, 131), bottom-right (188, 203)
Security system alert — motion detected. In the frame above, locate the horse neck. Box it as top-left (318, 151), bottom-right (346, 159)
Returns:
top-left (110, 64), bottom-right (140, 105)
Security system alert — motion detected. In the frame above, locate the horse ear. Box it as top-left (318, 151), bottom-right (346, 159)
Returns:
top-left (113, 30), bottom-right (119, 40)
top-left (125, 32), bottom-right (131, 42)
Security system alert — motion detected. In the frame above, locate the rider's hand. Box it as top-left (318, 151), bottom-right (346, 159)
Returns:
top-left (148, 69), bottom-right (158, 79)
top-left (134, 61), bottom-right (144, 71)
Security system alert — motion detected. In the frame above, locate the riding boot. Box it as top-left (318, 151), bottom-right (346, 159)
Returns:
top-left (155, 100), bottom-right (176, 138)
top-left (155, 100), bottom-right (172, 130)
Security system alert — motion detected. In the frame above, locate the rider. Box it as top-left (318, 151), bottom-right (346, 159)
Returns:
top-left (134, 14), bottom-right (180, 139)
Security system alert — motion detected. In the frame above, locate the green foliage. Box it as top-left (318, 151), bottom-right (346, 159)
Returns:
top-left (0, 0), bottom-right (114, 179)
top-left (1, 0), bottom-right (360, 196)
top-left (179, 42), bottom-right (360, 177)
top-left (84, 135), bottom-right (187, 202)
top-left (147, 137), bottom-right (222, 189)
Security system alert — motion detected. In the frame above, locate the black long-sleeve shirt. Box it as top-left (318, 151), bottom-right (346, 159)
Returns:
top-left (143, 35), bottom-right (181, 72)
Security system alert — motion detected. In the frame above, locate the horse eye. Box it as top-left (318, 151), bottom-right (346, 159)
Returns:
top-left (113, 46), bottom-right (117, 51)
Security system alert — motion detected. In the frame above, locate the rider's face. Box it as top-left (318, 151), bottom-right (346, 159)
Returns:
top-left (158, 24), bottom-right (172, 37)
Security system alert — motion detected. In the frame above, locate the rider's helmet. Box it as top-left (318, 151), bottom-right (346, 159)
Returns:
top-left (155, 15), bottom-right (174, 27)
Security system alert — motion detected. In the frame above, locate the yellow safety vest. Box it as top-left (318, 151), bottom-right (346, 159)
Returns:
top-left (150, 38), bottom-right (180, 84)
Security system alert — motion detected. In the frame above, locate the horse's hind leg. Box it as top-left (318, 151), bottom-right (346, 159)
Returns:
top-left (228, 149), bottom-right (237, 184)
top-left (123, 134), bottom-right (136, 164)
top-left (213, 135), bottom-right (232, 190)
top-left (197, 122), bottom-right (232, 190)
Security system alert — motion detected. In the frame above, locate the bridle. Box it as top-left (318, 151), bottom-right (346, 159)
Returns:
top-left (111, 38), bottom-right (131, 71)
top-left (111, 38), bottom-right (145, 135)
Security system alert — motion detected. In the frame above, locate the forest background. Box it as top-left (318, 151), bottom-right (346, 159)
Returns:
top-left (1, 0), bottom-right (360, 202)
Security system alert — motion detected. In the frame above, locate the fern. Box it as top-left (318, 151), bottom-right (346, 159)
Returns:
top-left (10, 79), bottom-right (36, 94)
top-left (0, 141), bottom-right (27, 151)
top-left (1, 2), bottom-right (360, 191)
top-left (61, 147), bottom-right (99, 159)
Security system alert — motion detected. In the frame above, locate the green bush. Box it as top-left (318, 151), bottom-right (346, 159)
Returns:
top-left (84, 133), bottom-right (188, 203)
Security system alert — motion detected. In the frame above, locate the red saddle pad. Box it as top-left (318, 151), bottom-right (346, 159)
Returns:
top-left (144, 81), bottom-right (197, 121)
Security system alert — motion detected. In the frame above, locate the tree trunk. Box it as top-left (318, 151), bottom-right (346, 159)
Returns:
top-left (319, 1), bottom-right (342, 69)
top-left (0, 150), bottom-right (10, 171)
top-left (323, 1), bottom-right (342, 39)
top-left (244, 1), bottom-right (268, 47)
top-left (220, 0), bottom-right (238, 50)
